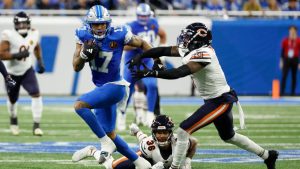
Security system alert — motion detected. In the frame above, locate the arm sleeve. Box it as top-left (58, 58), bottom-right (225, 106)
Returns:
top-left (156, 64), bottom-right (192, 79)
top-left (140, 46), bottom-right (173, 58)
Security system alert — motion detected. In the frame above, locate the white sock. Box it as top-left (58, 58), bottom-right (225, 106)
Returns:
top-left (7, 100), bottom-right (17, 118)
top-left (99, 135), bottom-right (116, 153)
top-left (225, 133), bottom-right (269, 159)
top-left (171, 128), bottom-right (189, 168)
top-left (93, 150), bottom-right (101, 161)
top-left (32, 97), bottom-right (43, 123)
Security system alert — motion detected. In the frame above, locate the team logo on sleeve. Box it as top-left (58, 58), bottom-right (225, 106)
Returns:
top-left (109, 41), bottom-right (118, 49)
top-left (30, 40), bottom-right (34, 45)
top-left (151, 24), bottom-right (156, 30)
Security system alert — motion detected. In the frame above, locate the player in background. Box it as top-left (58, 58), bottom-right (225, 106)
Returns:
top-left (0, 11), bottom-right (45, 136)
top-left (74, 115), bottom-right (197, 169)
top-left (128, 22), bottom-right (279, 169)
top-left (118, 3), bottom-right (167, 130)
top-left (71, 5), bottom-right (153, 169)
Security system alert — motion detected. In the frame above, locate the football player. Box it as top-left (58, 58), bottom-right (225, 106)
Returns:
top-left (128, 22), bottom-right (279, 169)
top-left (0, 11), bottom-right (45, 136)
top-left (72, 5), bottom-right (154, 169)
top-left (117, 3), bottom-right (167, 130)
top-left (74, 115), bottom-right (197, 169)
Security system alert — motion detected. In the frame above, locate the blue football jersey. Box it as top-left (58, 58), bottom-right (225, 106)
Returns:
top-left (125, 18), bottom-right (159, 63)
top-left (75, 25), bottom-right (133, 86)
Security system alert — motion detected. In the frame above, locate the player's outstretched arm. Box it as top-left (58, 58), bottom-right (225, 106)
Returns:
top-left (127, 35), bottom-right (152, 51)
top-left (73, 43), bottom-right (85, 72)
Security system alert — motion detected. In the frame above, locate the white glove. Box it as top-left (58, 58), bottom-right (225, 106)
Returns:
top-left (180, 158), bottom-right (191, 169)
top-left (151, 161), bottom-right (164, 169)
top-left (129, 123), bottom-right (140, 136)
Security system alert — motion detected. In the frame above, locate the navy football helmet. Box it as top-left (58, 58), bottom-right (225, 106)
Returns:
top-left (151, 115), bottom-right (174, 147)
top-left (14, 11), bottom-right (31, 35)
top-left (177, 22), bottom-right (212, 52)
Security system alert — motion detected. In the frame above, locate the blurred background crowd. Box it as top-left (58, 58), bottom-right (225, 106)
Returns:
top-left (0, 0), bottom-right (299, 12)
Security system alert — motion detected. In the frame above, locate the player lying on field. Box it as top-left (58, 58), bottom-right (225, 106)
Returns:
top-left (73, 115), bottom-right (197, 169)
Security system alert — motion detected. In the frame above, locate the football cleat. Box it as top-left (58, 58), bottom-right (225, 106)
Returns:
top-left (72, 145), bottom-right (96, 162)
top-left (33, 128), bottom-right (43, 136)
top-left (264, 150), bottom-right (279, 169)
top-left (10, 125), bottom-right (19, 136)
top-left (102, 156), bottom-right (114, 169)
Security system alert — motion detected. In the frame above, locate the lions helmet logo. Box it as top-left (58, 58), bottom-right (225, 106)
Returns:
top-left (109, 41), bottom-right (117, 49)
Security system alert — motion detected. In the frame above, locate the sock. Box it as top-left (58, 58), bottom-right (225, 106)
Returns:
top-left (32, 97), bottom-right (43, 123)
top-left (7, 100), bottom-right (17, 118)
top-left (113, 135), bottom-right (138, 161)
top-left (225, 133), bottom-right (269, 160)
top-left (75, 108), bottom-right (106, 138)
top-left (93, 150), bottom-right (101, 161)
top-left (171, 128), bottom-right (189, 168)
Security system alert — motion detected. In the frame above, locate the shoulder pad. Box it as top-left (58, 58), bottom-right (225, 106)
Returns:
top-left (139, 136), bottom-right (157, 158)
top-left (1, 30), bottom-right (12, 41)
top-left (75, 26), bottom-right (93, 42)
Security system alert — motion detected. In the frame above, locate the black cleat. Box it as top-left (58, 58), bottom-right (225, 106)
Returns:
top-left (264, 150), bottom-right (279, 169)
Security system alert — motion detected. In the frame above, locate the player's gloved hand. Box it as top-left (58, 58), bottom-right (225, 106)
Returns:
top-left (80, 41), bottom-right (98, 62)
top-left (131, 69), bottom-right (157, 80)
top-left (127, 54), bottom-right (143, 70)
top-left (37, 61), bottom-right (45, 74)
top-left (12, 50), bottom-right (30, 60)
top-left (129, 123), bottom-right (140, 136)
top-left (5, 75), bottom-right (16, 89)
top-left (151, 162), bottom-right (164, 169)
top-left (180, 158), bottom-right (192, 169)
top-left (152, 59), bottom-right (166, 71)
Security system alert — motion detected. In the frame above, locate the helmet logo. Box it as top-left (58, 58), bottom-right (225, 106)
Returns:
top-left (157, 126), bottom-right (166, 130)
top-left (197, 29), bottom-right (207, 37)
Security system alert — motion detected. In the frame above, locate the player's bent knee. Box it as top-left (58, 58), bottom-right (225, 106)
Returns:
top-left (106, 131), bottom-right (116, 139)
top-left (223, 132), bottom-right (237, 143)
top-left (74, 101), bottom-right (90, 110)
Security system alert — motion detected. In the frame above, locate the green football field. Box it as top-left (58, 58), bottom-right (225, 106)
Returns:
top-left (0, 102), bottom-right (299, 169)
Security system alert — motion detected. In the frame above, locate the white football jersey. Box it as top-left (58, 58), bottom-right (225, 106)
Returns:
top-left (180, 46), bottom-right (230, 99)
top-left (1, 29), bottom-right (39, 75)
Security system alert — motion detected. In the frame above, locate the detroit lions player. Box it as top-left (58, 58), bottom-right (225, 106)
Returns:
top-left (0, 11), bottom-right (45, 136)
top-left (128, 22), bottom-right (279, 169)
top-left (118, 3), bottom-right (167, 129)
top-left (71, 5), bottom-right (152, 169)
top-left (75, 115), bottom-right (197, 169)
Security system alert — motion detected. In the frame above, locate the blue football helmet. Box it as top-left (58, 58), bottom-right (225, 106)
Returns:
top-left (136, 3), bottom-right (152, 25)
top-left (85, 5), bottom-right (112, 40)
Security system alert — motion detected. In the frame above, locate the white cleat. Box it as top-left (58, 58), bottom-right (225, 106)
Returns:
top-left (10, 125), bottom-right (19, 136)
top-left (101, 154), bottom-right (114, 168)
top-left (72, 145), bottom-right (96, 162)
top-left (33, 128), bottom-right (43, 136)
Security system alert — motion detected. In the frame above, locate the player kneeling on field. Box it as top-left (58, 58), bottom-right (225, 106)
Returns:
top-left (72, 115), bottom-right (197, 169)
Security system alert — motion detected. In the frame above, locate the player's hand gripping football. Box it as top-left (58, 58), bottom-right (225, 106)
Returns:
top-left (131, 63), bottom-right (157, 80)
top-left (80, 40), bottom-right (99, 62)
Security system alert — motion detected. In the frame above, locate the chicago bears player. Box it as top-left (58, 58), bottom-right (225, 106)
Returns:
top-left (71, 5), bottom-right (153, 169)
top-left (74, 115), bottom-right (197, 169)
top-left (128, 22), bottom-right (279, 169)
top-left (0, 11), bottom-right (45, 136)
top-left (118, 3), bottom-right (167, 129)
